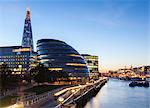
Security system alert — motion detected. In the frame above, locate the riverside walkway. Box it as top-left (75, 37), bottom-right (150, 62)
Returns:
top-left (6, 78), bottom-right (107, 108)
top-left (41, 77), bottom-right (108, 108)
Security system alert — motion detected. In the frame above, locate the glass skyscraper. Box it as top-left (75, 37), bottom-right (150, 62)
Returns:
top-left (22, 8), bottom-right (34, 52)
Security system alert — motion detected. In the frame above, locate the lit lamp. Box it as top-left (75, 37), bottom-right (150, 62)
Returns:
top-left (15, 102), bottom-right (24, 108)
top-left (71, 89), bottom-right (76, 104)
top-left (71, 89), bottom-right (76, 93)
top-left (58, 97), bottom-right (64, 107)
top-left (18, 65), bottom-right (23, 77)
top-left (13, 68), bottom-right (17, 74)
top-left (18, 65), bottom-right (22, 71)
top-left (78, 85), bottom-right (82, 88)
top-left (6, 102), bottom-right (24, 108)
top-left (78, 85), bottom-right (82, 94)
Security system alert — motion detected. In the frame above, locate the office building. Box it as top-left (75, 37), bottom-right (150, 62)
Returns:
top-left (0, 46), bottom-right (31, 74)
top-left (81, 54), bottom-right (100, 78)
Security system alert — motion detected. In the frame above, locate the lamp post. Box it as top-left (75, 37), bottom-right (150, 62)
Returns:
top-left (71, 89), bottom-right (76, 104)
top-left (58, 97), bottom-right (64, 108)
top-left (86, 82), bottom-right (89, 85)
top-left (71, 89), bottom-right (75, 93)
top-left (78, 84), bottom-right (82, 88)
top-left (18, 65), bottom-right (22, 74)
top-left (78, 85), bottom-right (82, 94)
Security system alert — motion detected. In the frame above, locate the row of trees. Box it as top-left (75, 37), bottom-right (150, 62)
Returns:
top-left (0, 63), bottom-right (70, 93)
top-left (30, 63), bottom-right (70, 84)
top-left (0, 63), bottom-right (21, 95)
top-left (0, 63), bottom-right (12, 91)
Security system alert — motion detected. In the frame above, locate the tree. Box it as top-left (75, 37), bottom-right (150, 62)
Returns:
top-left (54, 71), bottom-right (70, 82)
top-left (30, 64), bottom-right (70, 84)
top-left (30, 63), bottom-right (49, 84)
top-left (0, 63), bottom-right (12, 95)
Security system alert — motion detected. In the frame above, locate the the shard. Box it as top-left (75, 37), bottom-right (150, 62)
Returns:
top-left (22, 8), bottom-right (34, 52)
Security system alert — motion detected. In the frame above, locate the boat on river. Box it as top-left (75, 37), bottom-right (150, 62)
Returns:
top-left (129, 81), bottom-right (149, 87)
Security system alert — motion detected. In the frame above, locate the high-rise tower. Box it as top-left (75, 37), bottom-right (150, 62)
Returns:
top-left (22, 8), bottom-right (34, 52)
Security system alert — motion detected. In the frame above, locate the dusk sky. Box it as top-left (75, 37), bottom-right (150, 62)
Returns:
top-left (0, 0), bottom-right (149, 71)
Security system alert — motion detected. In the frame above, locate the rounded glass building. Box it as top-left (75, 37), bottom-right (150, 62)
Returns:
top-left (37, 39), bottom-right (89, 77)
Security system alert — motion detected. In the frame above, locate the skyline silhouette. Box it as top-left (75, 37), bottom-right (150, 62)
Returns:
top-left (0, 0), bottom-right (149, 71)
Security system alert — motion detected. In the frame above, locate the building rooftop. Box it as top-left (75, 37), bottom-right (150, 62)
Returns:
top-left (37, 39), bottom-right (65, 43)
top-left (0, 46), bottom-right (21, 48)
top-left (81, 54), bottom-right (98, 57)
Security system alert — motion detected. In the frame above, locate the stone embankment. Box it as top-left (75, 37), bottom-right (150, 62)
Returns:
top-left (55, 78), bottom-right (108, 108)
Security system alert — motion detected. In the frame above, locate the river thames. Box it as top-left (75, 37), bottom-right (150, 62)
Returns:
top-left (85, 78), bottom-right (150, 108)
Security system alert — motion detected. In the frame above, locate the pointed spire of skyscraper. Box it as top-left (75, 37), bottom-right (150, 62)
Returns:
top-left (26, 7), bottom-right (30, 20)
top-left (22, 7), bottom-right (34, 52)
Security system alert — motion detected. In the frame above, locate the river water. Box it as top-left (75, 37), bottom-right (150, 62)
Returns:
top-left (84, 78), bottom-right (150, 108)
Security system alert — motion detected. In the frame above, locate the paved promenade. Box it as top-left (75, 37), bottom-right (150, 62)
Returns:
top-left (41, 78), bottom-right (108, 108)
top-left (28, 86), bottom-right (68, 108)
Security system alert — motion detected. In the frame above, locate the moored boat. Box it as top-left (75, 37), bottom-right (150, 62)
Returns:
top-left (143, 81), bottom-right (149, 87)
top-left (129, 81), bottom-right (149, 87)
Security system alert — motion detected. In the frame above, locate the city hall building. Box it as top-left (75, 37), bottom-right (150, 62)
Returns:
top-left (37, 39), bottom-right (89, 78)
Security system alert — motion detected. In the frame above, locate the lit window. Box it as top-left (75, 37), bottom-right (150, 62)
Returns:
top-left (66, 63), bottom-right (86, 67)
top-left (48, 68), bottom-right (62, 71)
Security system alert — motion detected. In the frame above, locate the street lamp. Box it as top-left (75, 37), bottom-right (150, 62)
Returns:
top-left (18, 65), bottom-right (24, 78)
top-left (6, 102), bottom-right (24, 108)
top-left (78, 84), bottom-right (82, 88)
top-left (71, 89), bottom-right (76, 93)
top-left (18, 65), bottom-right (22, 68)
top-left (18, 65), bottom-right (22, 74)
top-left (58, 97), bottom-right (64, 107)
top-left (71, 89), bottom-right (76, 104)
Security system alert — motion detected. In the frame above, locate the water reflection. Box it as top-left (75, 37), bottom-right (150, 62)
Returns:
top-left (85, 79), bottom-right (150, 108)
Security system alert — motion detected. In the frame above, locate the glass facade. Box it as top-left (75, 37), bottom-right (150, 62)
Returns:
top-left (0, 46), bottom-right (31, 74)
top-left (81, 54), bottom-right (99, 78)
top-left (22, 8), bottom-right (34, 52)
top-left (37, 39), bottom-right (89, 77)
